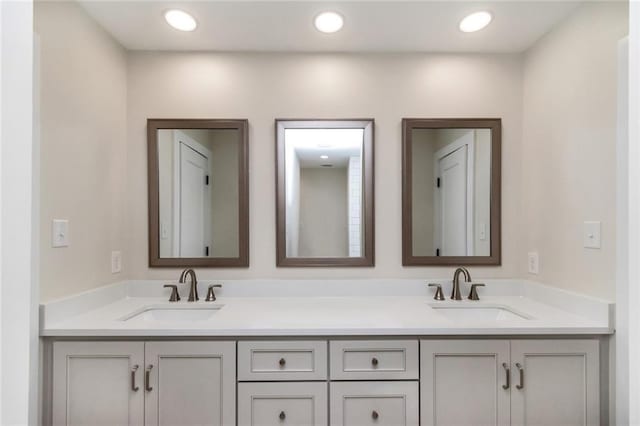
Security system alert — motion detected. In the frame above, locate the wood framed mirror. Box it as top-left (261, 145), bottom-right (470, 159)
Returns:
top-left (147, 119), bottom-right (249, 267)
top-left (402, 118), bottom-right (501, 266)
top-left (276, 119), bottom-right (375, 267)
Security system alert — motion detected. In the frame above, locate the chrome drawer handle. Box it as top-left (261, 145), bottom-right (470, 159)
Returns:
top-left (516, 363), bottom-right (524, 390)
top-left (502, 363), bottom-right (510, 390)
top-left (131, 365), bottom-right (139, 392)
top-left (372, 410), bottom-right (379, 420)
top-left (279, 411), bottom-right (286, 421)
top-left (371, 357), bottom-right (379, 367)
top-left (279, 358), bottom-right (286, 367)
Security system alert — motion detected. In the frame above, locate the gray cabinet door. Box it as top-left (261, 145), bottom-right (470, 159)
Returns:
top-left (510, 340), bottom-right (599, 426)
top-left (52, 341), bottom-right (145, 426)
top-left (144, 341), bottom-right (235, 426)
top-left (420, 340), bottom-right (511, 426)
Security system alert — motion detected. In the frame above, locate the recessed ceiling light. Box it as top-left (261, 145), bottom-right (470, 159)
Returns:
top-left (459, 11), bottom-right (492, 33)
top-left (314, 11), bottom-right (344, 34)
top-left (164, 9), bottom-right (197, 32)
top-left (320, 155), bottom-right (329, 159)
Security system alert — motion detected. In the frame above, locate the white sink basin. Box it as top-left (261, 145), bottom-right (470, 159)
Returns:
top-left (430, 304), bottom-right (531, 321)
top-left (120, 304), bottom-right (224, 322)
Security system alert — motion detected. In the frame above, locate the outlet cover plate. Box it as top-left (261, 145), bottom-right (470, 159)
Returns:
top-left (528, 252), bottom-right (539, 275)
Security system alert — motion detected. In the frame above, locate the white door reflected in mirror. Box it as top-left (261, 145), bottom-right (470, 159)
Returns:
top-left (411, 128), bottom-right (492, 257)
top-left (157, 128), bottom-right (240, 258)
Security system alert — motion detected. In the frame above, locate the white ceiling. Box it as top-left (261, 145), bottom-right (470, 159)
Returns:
top-left (79, 1), bottom-right (584, 53)
top-left (286, 128), bottom-right (362, 167)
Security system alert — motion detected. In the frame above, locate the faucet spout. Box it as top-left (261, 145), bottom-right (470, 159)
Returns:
top-left (179, 269), bottom-right (199, 302)
top-left (451, 267), bottom-right (472, 300)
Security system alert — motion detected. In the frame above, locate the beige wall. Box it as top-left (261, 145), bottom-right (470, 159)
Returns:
top-left (210, 130), bottom-right (240, 257)
top-left (411, 129), bottom-right (437, 256)
top-left (37, 3), bottom-right (627, 301)
top-left (521, 2), bottom-right (628, 300)
top-left (126, 52), bottom-right (523, 281)
top-left (157, 129), bottom-right (174, 257)
top-left (474, 129), bottom-right (492, 256)
top-left (36, 1), bottom-right (128, 301)
top-left (299, 167), bottom-right (349, 257)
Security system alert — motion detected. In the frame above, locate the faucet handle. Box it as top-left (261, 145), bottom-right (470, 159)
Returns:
top-left (163, 284), bottom-right (180, 302)
top-left (468, 283), bottom-right (485, 301)
top-left (428, 283), bottom-right (445, 301)
top-left (205, 284), bottom-right (222, 302)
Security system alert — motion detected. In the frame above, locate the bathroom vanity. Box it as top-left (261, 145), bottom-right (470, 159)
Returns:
top-left (40, 279), bottom-right (612, 426)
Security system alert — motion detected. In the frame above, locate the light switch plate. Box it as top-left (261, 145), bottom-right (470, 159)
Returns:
top-left (52, 219), bottom-right (69, 247)
top-left (527, 252), bottom-right (539, 275)
top-left (111, 251), bottom-right (122, 274)
top-left (583, 221), bottom-right (602, 249)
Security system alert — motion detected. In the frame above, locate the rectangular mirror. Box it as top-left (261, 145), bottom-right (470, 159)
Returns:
top-left (402, 118), bottom-right (501, 265)
top-left (147, 119), bottom-right (249, 267)
top-left (276, 119), bottom-right (374, 267)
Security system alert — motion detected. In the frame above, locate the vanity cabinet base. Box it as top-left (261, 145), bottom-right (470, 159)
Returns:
top-left (47, 338), bottom-right (602, 426)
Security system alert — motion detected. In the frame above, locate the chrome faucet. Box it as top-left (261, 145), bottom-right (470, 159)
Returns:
top-left (451, 267), bottom-right (472, 300)
top-left (179, 269), bottom-right (199, 302)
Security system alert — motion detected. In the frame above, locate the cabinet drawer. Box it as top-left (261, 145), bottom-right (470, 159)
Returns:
top-left (330, 381), bottom-right (419, 426)
top-left (238, 382), bottom-right (328, 426)
top-left (330, 340), bottom-right (418, 380)
top-left (238, 341), bottom-right (327, 381)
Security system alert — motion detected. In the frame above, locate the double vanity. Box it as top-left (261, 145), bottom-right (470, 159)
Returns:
top-left (39, 119), bottom-right (610, 426)
top-left (41, 276), bottom-right (612, 426)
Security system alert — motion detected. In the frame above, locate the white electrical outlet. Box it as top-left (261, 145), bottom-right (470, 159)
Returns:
top-left (52, 219), bottom-right (70, 247)
top-left (111, 251), bottom-right (122, 274)
top-left (528, 252), bottom-right (539, 275)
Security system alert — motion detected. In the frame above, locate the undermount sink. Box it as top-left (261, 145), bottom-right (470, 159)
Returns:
top-left (430, 304), bottom-right (531, 321)
top-left (120, 304), bottom-right (224, 322)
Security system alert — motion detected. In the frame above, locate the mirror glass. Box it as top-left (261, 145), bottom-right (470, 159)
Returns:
top-left (148, 119), bottom-right (248, 267)
top-left (411, 128), bottom-right (491, 256)
top-left (285, 128), bottom-right (363, 257)
top-left (276, 120), bottom-right (374, 266)
top-left (403, 119), bottom-right (501, 265)
top-left (157, 128), bottom-right (240, 258)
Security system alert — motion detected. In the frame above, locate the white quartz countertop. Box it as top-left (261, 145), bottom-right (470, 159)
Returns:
top-left (40, 280), bottom-right (614, 337)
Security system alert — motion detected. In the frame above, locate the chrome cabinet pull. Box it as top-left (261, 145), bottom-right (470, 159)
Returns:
top-left (372, 410), bottom-right (379, 420)
top-left (131, 365), bottom-right (139, 392)
top-left (279, 358), bottom-right (286, 367)
top-left (515, 363), bottom-right (524, 390)
top-left (145, 365), bottom-right (153, 392)
top-left (279, 411), bottom-right (286, 421)
top-left (502, 363), bottom-right (510, 390)
top-left (371, 357), bottom-right (379, 367)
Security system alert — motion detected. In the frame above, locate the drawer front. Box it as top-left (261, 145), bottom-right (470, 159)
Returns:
top-left (238, 382), bottom-right (328, 426)
top-left (330, 381), bottom-right (419, 426)
top-left (238, 341), bottom-right (327, 381)
top-left (330, 340), bottom-right (419, 380)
